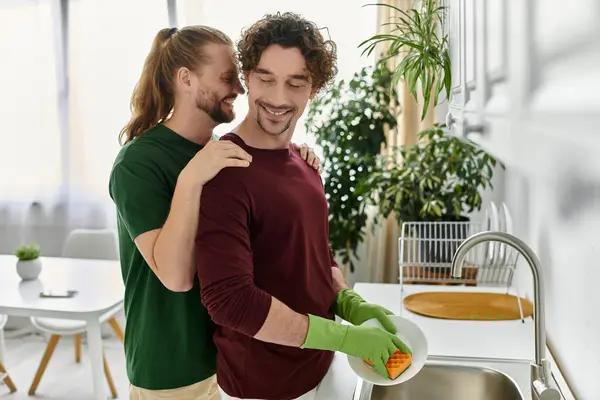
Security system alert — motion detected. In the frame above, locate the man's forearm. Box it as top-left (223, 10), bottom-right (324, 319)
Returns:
top-left (254, 296), bottom-right (310, 347)
top-left (153, 178), bottom-right (203, 291)
top-left (252, 267), bottom-right (349, 346)
top-left (245, 268), bottom-right (349, 346)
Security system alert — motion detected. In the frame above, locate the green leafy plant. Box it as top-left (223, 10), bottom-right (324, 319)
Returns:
top-left (15, 243), bottom-right (41, 261)
top-left (367, 124), bottom-right (497, 224)
top-left (305, 61), bottom-right (399, 273)
top-left (359, 0), bottom-right (451, 120)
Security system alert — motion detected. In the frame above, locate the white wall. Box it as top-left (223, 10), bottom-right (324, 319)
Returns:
top-left (505, 166), bottom-right (600, 399)
top-left (451, 0), bottom-right (600, 395)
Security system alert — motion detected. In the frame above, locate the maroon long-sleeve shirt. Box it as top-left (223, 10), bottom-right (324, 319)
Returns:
top-left (195, 133), bottom-right (338, 400)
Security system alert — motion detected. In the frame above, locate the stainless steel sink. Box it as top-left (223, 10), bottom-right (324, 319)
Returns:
top-left (369, 364), bottom-right (523, 400)
top-left (352, 357), bottom-right (542, 400)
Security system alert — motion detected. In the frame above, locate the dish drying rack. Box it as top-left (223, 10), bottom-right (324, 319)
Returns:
top-left (398, 203), bottom-right (519, 288)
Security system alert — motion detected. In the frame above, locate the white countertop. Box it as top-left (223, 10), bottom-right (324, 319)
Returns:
top-left (316, 283), bottom-right (576, 400)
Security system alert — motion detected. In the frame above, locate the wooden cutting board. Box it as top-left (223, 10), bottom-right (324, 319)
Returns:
top-left (403, 292), bottom-right (534, 321)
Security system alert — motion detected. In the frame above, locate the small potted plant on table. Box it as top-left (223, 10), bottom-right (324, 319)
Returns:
top-left (15, 243), bottom-right (42, 280)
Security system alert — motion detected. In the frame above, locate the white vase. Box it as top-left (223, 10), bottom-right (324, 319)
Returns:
top-left (16, 258), bottom-right (42, 280)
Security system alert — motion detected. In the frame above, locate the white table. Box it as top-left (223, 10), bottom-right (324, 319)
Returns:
top-left (0, 255), bottom-right (124, 400)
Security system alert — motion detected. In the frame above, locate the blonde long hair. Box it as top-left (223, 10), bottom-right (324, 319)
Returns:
top-left (119, 26), bottom-right (232, 145)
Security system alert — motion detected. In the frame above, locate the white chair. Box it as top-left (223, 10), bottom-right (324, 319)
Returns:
top-left (61, 228), bottom-right (119, 261)
top-left (0, 314), bottom-right (17, 393)
top-left (62, 228), bottom-right (124, 338)
top-left (28, 229), bottom-right (123, 398)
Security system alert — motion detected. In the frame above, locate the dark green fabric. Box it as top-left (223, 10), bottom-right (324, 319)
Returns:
top-left (109, 125), bottom-right (216, 390)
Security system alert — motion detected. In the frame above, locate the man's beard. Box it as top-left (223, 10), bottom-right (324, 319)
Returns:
top-left (257, 113), bottom-right (292, 136)
top-left (196, 91), bottom-right (234, 124)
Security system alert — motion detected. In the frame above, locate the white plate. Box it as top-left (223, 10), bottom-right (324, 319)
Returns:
top-left (346, 316), bottom-right (428, 386)
top-left (500, 202), bottom-right (514, 267)
top-left (487, 202), bottom-right (501, 266)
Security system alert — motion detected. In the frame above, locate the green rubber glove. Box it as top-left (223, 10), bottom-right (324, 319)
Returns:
top-left (333, 288), bottom-right (396, 334)
top-left (301, 314), bottom-right (411, 378)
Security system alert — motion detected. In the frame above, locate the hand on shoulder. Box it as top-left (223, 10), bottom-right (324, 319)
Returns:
top-left (292, 143), bottom-right (323, 174)
top-left (179, 139), bottom-right (252, 187)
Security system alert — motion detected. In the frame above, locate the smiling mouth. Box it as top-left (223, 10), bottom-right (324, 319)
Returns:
top-left (222, 97), bottom-right (236, 106)
top-left (260, 104), bottom-right (293, 117)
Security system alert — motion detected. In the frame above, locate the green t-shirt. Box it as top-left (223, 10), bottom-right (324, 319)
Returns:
top-left (108, 125), bottom-right (216, 390)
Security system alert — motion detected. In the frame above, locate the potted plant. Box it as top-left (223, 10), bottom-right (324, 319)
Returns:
top-left (15, 243), bottom-right (42, 280)
top-left (305, 60), bottom-right (399, 274)
top-left (367, 124), bottom-right (498, 262)
top-left (359, 0), bottom-right (450, 120)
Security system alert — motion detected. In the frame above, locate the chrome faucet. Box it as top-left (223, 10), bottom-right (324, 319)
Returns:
top-left (451, 231), bottom-right (561, 400)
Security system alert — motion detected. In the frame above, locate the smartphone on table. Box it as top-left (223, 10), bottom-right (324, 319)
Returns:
top-left (39, 290), bottom-right (78, 298)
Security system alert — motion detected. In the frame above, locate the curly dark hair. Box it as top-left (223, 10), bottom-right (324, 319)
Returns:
top-left (237, 12), bottom-right (338, 93)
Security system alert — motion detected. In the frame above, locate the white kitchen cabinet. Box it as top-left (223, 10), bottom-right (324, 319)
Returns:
top-left (446, 0), bottom-right (479, 137)
top-left (508, 0), bottom-right (600, 180)
top-left (445, 0), bottom-right (600, 179)
top-left (443, 3), bottom-right (600, 398)
top-left (445, 0), bottom-right (467, 136)
top-left (472, 0), bottom-right (511, 164)
top-left (445, 0), bottom-right (512, 164)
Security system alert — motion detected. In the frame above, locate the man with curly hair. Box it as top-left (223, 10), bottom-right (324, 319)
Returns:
top-left (195, 12), bottom-right (410, 400)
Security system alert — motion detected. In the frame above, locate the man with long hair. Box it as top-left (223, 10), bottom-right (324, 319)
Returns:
top-left (109, 25), bottom-right (321, 399)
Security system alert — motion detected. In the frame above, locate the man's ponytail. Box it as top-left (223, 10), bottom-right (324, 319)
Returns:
top-left (119, 26), bottom-right (232, 145)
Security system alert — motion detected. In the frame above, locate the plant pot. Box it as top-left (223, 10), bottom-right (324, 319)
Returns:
top-left (16, 258), bottom-right (42, 280)
top-left (416, 216), bottom-right (470, 264)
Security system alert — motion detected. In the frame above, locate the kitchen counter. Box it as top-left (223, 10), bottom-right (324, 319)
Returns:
top-left (315, 283), bottom-right (576, 400)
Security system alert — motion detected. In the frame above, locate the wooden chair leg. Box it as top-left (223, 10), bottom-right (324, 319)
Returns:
top-left (108, 317), bottom-right (124, 343)
top-left (28, 334), bottom-right (61, 395)
top-left (0, 361), bottom-right (17, 393)
top-left (103, 353), bottom-right (118, 398)
top-left (74, 334), bottom-right (82, 363)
